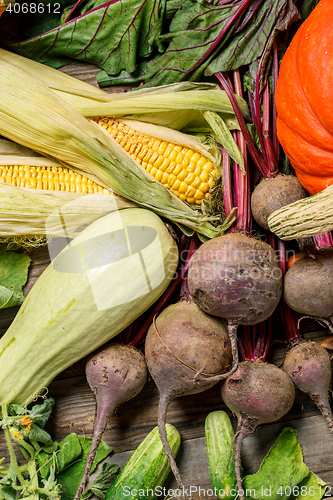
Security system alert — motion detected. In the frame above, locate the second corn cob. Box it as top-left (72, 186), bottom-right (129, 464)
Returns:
top-left (0, 165), bottom-right (109, 194)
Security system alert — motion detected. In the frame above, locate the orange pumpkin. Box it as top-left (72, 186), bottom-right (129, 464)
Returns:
top-left (275, 0), bottom-right (333, 196)
top-left (0, 7), bottom-right (5, 15)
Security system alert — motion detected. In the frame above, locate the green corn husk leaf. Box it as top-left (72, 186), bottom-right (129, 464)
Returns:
top-left (0, 48), bottom-right (250, 129)
top-left (0, 48), bottom-right (106, 99)
top-left (203, 110), bottom-right (244, 171)
top-left (67, 84), bottom-right (250, 122)
top-left (268, 184), bottom-right (333, 240)
top-left (0, 57), bottom-right (235, 239)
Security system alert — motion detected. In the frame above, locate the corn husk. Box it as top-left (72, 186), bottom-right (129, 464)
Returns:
top-left (268, 184), bottom-right (333, 240)
top-left (0, 54), bottom-right (242, 239)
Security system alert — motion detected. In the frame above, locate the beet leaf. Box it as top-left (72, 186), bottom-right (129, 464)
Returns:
top-left (4, 0), bottom-right (164, 73)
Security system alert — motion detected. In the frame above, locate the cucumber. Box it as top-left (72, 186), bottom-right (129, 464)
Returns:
top-left (0, 208), bottom-right (178, 405)
top-left (105, 424), bottom-right (181, 500)
top-left (205, 411), bottom-right (238, 500)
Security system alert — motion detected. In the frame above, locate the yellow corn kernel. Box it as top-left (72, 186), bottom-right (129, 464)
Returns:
top-left (186, 197), bottom-right (196, 204)
top-left (168, 174), bottom-right (177, 187)
top-left (0, 165), bottom-right (109, 194)
top-left (150, 166), bottom-right (158, 178)
top-left (178, 181), bottom-right (188, 194)
top-left (159, 158), bottom-right (170, 172)
top-left (155, 170), bottom-right (163, 182)
top-left (185, 186), bottom-right (196, 197)
top-left (200, 170), bottom-right (210, 182)
top-left (161, 172), bottom-right (169, 184)
top-left (199, 182), bottom-right (210, 193)
top-left (172, 179), bottom-right (181, 191)
top-left (92, 117), bottom-right (220, 204)
top-left (184, 172), bottom-right (195, 184)
top-left (177, 170), bottom-right (187, 181)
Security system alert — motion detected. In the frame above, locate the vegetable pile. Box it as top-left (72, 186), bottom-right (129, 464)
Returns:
top-left (0, 0), bottom-right (333, 498)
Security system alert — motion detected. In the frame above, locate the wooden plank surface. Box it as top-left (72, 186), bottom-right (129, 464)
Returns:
top-left (0, 62), bottom-right (332, 498)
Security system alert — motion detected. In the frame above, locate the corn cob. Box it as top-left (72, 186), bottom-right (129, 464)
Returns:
top-left (93, 117), bottom-right (219, 205)
top-left (0, 165), bottom-right (109, 194)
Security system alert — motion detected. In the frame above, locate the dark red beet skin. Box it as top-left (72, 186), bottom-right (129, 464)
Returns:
top-left (221, 360), bottom-right (295, 500)
top-left (284, 248), bottom-right (333, 319)
top-left (188, 233), bottom-right (283, 325)
top-left (283, 341), bottom-right (333, 433)
top-left (145, 300), bottom-right (233, 490)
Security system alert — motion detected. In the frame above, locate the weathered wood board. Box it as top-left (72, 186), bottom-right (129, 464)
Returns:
top-left (0, 62), bottom-right (332, 499)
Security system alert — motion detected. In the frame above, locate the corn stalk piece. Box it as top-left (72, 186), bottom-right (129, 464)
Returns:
top-left (268, 184), bottom-right (333, 240)
top-left (0, 56), bottom-right (239, 239)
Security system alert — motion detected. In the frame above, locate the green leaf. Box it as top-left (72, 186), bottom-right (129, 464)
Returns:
top-left (6, 0), bottom-right (165, 74)
top-left (0, 250), bottom-right (30, 309)
top-left (56, 437), bottom-right (112, 500)
top-left (0, 484), bottom-right (16, 500)
top-left (28, 424), bottom-right (53, 445)
top-left (290, 472), bottom-right (326, 500)
top-left (29, 397), bottom-right (54, 428)
top-left (243, 428), bottom-right (310, 500)
top-left (37, 433), bottom-right (82, 479)
top-left (0, 462), bottom-right (17, 500)
top-left (7, 404), bottom-right (25, 417)
top-left (140, 0), bottom-right (299, 87)
top-left (0, 286), bottom-right (22, 309)
top-left (56, 433), bottom-right (83, 473)
top-left (203, 111), bottom-right (244, 171)
top-left (81, 462), bottom-right (120, 499)
top-left (206, 0), bottom-right (300, 75)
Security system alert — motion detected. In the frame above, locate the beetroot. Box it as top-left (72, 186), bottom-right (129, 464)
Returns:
top-left (283, 340), bottom-right (333, 433)
top-left (221, 360), bottom-right (295, 499)
top-left (251, 174), bottom-right (307, 230)
top-left (188, 232), bottom-right (283, 364)
top-left (74, 343), bottom-right (147, 500)
top-left (145, 300), bottom-right (233, 489)
top-left (283, 248), bottom-right (333, 321)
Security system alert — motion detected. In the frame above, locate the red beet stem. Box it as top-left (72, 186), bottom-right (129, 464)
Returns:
top-left (232, 70), bottom-right (251, 234)
top-left (222, 148), bottom-right (234, 218)
top-left (272, 40), bottom-right (279, 162)
top-left (215, 71), bottom-right (269, 178)
top-left (314, 232), bottom-right (333, 249)
top-left (268, 234), bottom-right (302, 345)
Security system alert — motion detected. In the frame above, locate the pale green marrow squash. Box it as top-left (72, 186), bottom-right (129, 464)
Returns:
top-left (0, 208), bottom-right (178, 405)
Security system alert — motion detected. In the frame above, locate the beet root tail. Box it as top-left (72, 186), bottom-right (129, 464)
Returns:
top-left (233, 415), bottom-right (258, 500)
top-left (74, 409), bottom-right (109, 500)
top-left (157, 393), bottom-right (184, 491)
top-left (312, 393), bottom-right (333, 434)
